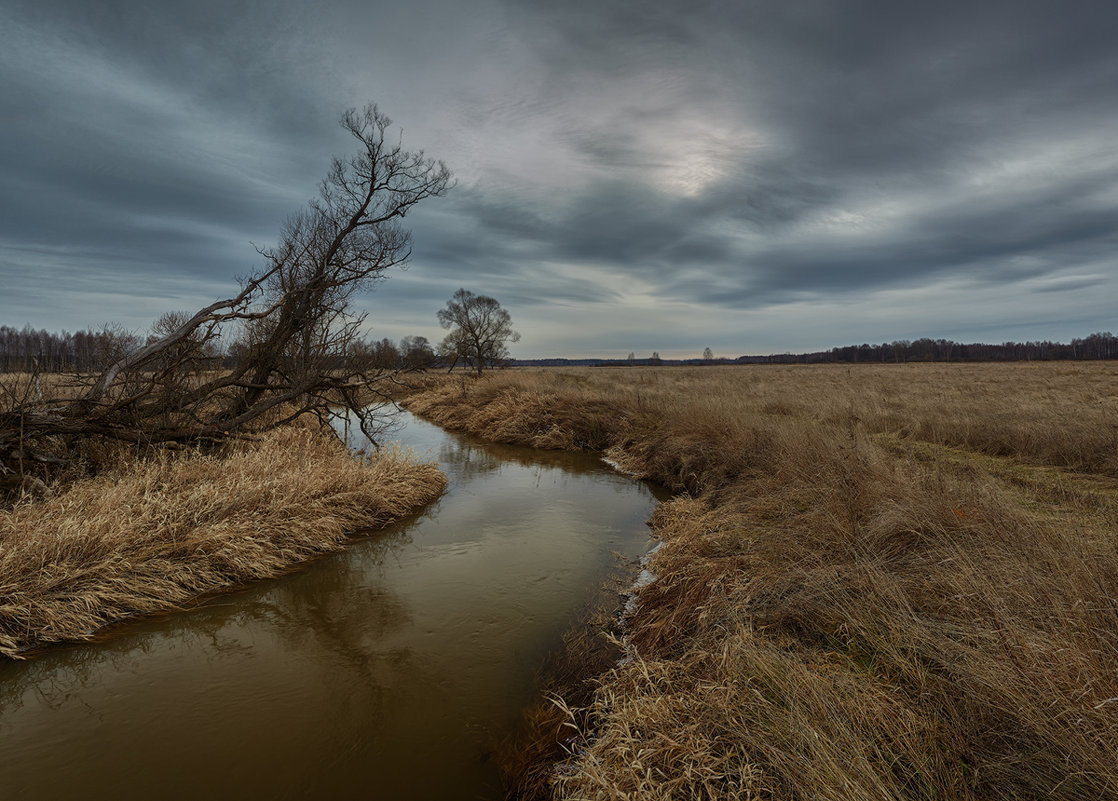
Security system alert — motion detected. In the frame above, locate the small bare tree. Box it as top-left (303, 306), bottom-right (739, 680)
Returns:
top-left (0, 105), bottom-right (451, 483)
top-left (437, 289), bottom-right (519, 375)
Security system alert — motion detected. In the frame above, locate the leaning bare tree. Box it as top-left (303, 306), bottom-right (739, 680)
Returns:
top-left (0, 105), bottom-right (451, 487)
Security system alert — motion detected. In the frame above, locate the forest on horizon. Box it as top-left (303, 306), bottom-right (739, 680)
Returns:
top-left (2, 324), bottom-right (1116, 373)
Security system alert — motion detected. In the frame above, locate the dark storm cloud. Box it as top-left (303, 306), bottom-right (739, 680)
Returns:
top-left (448, 0), bottom-right (1118, 340)
top-left (1, 0), bottom-right (1115, 353)
top-left (0, 0), bottom-right (348, 330)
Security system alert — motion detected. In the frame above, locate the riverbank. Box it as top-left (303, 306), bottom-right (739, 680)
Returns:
top-left (406, 364), bottom-right (1118, 800)
top-left (0, 425), bottom-right (445, 658)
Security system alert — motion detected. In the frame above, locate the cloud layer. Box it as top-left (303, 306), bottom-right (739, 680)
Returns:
top-left (2, 0), bottom-right (1115, 356)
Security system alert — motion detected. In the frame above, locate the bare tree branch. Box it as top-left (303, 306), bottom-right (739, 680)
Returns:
top-left (437, 289), bottom-right (519, 376)
top-left (1, 104), bottom-right (452, 484)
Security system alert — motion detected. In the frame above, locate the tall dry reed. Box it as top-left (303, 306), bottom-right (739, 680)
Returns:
top-left (0, 426), bottom-right (445, 658)
top-left (407, 364), bottom-right (1118, 800)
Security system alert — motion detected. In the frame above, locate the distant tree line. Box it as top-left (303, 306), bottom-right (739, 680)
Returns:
top-left (0, 324), bottom-right (142, 373)
top-left (346, 335), bottom-right (436, 371)
top-left (1, 287), bottom-right (522, 381)
top-left (0, 323), bottom-right (446, 374)
top-left (513, 332), bottom-right (1118, 367)
top-left (736, 333), bottom-right (1118, 364)
top-left (6, 324), bottom-right (1114, 375)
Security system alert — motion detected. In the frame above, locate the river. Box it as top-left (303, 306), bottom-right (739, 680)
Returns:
top-left (0, 411), bottom-right (664, 800)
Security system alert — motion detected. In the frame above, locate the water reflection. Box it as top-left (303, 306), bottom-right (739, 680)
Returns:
top-left (0, 411), bottom-right (663, 800)
top-left (441, 438), bottom-right (503, 478)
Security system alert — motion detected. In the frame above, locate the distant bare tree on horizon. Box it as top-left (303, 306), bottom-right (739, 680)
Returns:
top-left (437, 289), bottom-right (519, 376)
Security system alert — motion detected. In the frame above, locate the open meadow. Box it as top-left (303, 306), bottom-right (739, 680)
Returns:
top-left (407, 362), bottom-right (1118, 800)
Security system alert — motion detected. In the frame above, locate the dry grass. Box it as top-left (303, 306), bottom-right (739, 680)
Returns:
top-left (0, 425), bottom-right (445, 658)
top-left (406, 364), bottom-right (1118, 800)
top-left (408, 363), bottom-right (1118, 482)
top-left (496, 573), bottom-right (643, 799)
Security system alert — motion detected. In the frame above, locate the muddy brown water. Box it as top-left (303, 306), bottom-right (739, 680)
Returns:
top-left (0, 412), bottom-right (665, 800)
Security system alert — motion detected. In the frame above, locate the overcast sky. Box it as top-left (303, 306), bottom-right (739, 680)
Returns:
top-left (2, 0), bottom-right (1116, 358)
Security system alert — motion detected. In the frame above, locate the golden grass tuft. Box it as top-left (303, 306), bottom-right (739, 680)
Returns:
top-left (0, 426), bottom-right (445, 658)
top-left (407, 364), bottom-right (1118, 800)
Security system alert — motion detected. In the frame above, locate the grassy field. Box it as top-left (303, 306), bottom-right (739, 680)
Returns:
top-left (406, 363), bottom-right (1118, 800)
top-left (0, 411), bottom-right (445, 658)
